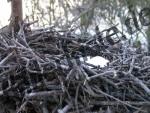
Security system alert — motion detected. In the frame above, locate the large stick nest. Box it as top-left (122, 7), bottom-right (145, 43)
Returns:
top-left (0, 22), bottom-right (150, 113)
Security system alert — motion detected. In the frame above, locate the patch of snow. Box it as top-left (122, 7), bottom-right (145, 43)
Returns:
top-left (86, 56), bottom-right (109, 67)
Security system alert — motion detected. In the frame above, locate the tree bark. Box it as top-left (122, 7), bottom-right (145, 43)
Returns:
top-left (9, 0), bottom-right (23, 32)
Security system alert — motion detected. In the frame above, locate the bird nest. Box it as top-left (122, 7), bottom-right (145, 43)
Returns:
top-left (0, 22), bottom-right (149, 113)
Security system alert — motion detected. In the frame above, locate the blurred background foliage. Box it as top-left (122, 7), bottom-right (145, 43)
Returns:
top-left (0, 0), bottom-right (150, 50)
top-left (23, 0), bottom-right (150, 26)
top-left (23, 0), bottom-right (149, 27)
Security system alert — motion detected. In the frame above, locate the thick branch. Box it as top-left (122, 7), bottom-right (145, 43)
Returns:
top-left (9, 0), bottom-right (23, 32)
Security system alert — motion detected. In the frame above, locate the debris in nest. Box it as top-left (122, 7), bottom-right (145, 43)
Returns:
top-left (0, 21), bottom-right (149, 113)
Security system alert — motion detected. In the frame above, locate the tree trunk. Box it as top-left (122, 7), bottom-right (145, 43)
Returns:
top-left (9, 0), bottom-right (23, 32)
